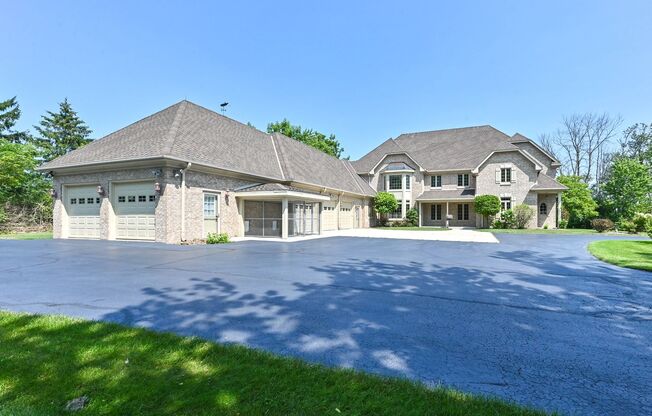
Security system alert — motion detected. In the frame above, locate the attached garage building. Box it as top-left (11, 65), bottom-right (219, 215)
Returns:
top-left (39, 100), bottom-right (374, 243)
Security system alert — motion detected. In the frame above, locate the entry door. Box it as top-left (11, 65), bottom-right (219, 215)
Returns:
top-left (203, 193), bottom-right (219, 237)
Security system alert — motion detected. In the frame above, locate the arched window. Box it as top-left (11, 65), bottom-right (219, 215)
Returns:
top-left (539, 202), bottom-right (547, 215)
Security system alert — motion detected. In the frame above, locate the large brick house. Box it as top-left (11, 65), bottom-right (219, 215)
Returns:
top-left (38, 100), bottom-right (566, 243)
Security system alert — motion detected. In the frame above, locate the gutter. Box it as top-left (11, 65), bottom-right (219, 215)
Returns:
top-left (180, 162), bottom-right (192, 241)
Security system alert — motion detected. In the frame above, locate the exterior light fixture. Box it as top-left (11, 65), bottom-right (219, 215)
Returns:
top-left (154, 182), bottom-right (162, 194)
top-left (50, 188), bottom-right (58, 198)
top-left (224, 191), bottom-right (230, 205)
top-left (96, 185), bottom-right (105, 196)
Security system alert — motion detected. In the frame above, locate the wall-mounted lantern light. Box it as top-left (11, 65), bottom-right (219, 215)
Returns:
top-left (96, 185), bottom-right (105, 196)
top-left (225, 191), bottom-right (230, 205)
top-left (50, 188), bottom-right (58, 198)
top-left (154, 182), bottom-right (162, 194)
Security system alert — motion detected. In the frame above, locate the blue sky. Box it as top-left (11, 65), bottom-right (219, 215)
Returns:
top-left (4, 0), bottom-right (651, 159)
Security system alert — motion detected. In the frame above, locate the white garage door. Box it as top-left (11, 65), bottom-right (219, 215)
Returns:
top-left (322, 202), bottom-right (338, 231)
top-left (339, 202), bottom-right (354, 229)
top-left (66, 185), bottom-right (101, 238)
top-left (114, 182), bottom-right (156, 240)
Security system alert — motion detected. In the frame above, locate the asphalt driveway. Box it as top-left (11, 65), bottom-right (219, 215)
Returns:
top-left (1, 235), bottom-right (651, 415)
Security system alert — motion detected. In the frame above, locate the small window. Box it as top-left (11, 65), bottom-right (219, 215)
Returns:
top-left (388, 175), bottom-right (402, 190)
top-left (128, 196), bottom-right (136, 202)
top-left (501, 168), bottom-right (512, 183)
top-left (405, 175), bottom-right (411, 190)
top-left (118, 196), bottom-right (126, 203)
top-left (87, 197), bottom-right (94, 204)
top-left (457, 204), bottom-right (469, 220)
top-left (149, 195), bottom-right (156, 202)
top-left (70, 198), bottom-right (77, 204)
top-left (539, 203), bottom-right (547, 214)
top-left (78, 198), bottom-right (85, 204)
top-left (457, 174), bottom-right (469, 187)
top-left (96, 197), bottom-right (100, 204)
top-left (138, 195), bottom-right (146, 202)
top-left (389, 200), bottom-right (403, 219)
top-left (501, 197), bottom-right (512, 211)
top-left (430, 175), bottom-right (442, 188)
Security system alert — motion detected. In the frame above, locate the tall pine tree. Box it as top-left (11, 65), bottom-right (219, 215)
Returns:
top-left (0, 96), bottom-right (30, 143)
top-left (34, 98), bottom-right (92, 161)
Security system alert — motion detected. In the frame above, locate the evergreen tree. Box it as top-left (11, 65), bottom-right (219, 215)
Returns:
top-left (0, 97), bottom-right (30, 143)
top-left (34, 98), bottom-right (92, 161)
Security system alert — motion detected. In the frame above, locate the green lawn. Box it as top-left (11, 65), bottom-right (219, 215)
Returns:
top-left (0, 231), bottom-right (53, 240)
top-left (0, 312), bottom-right (549, 416)
top-left (374, 227), bottom-right (450, 231)
top-left (588, 240), bottom-right (652, 272)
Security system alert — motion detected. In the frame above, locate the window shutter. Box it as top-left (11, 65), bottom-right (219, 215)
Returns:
top-left (511, 169), bottom-right (517, 183)
top-left (495, 168), bottom-right (501, 183)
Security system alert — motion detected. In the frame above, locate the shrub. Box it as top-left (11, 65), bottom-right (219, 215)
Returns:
top-left (632, 213), bottom-right (652, 233)
top-left (513, 204), bottom-right (534, 229)
top-left (543, 224), bottom-right (548, 230)
top-left (206, 232), bottom-right (229, 244)
top-left (474, 195), bottom-right (501, 228)
top-left (492, 210), bottom-right (515, 229)
top-left (591, 218), bottom-right (614, 233)
top-left (559, 219), bottom-right (568, 229)
top-left (374, 192), bottom-right (398, 225)
top-left (618, 220), bottom-right (638, 234)
top-left (648, 226), bottom-right (652, 239)
top-left (405, 208), bottom-right (418, 226)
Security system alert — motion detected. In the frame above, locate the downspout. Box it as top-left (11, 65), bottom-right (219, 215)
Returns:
top-left (180, 162), bottom-right (192, 241)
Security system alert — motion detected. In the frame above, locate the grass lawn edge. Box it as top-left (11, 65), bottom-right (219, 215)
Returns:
top-left (587, 239), bottom-right (652, 272)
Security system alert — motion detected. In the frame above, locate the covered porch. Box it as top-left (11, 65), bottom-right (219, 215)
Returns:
top-left (234, 184), bottom-right (330, 238)
top-left (416, 189), bottom-right (477, 228)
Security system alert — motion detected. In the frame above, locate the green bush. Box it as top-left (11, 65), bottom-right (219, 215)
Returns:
top-left (492, 210), bottom-right (515, 229)
top-left (374, 192), bottom-right (398, 225)
top-left (405, 208), bottom-right (418, 226)
top-left (618, 220), bottom-right (638, 234)
top-left (591, 218), bottom-right (614, 233)
top-left (543, 224), bottom-right (548, 230)
top-left (632, 213), bottom-right (652, 233)
top-left (648, 226), bottom-right (652, 239)
top-left (559, 219), bottom-right (568, 229)
top-left (206, 232), bottom-right (229, 244)
top-left (513, 204), bottom-right (534, 229)
top-left (0, 206), bottom-right (6, 225)
top-left (474, 195), bottom-right (501, 228)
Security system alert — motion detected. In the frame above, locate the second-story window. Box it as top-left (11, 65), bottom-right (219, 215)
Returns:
top-left (457, 174), bottom-right (469, 187)
top-left (501, 168), bottom-right (512, 183)
top-left (431, 175), bottom-right (442, 188)
top-left (388, 175), bottom-right (402, 190)
top-left (405, 175), bottom-right (410, 190)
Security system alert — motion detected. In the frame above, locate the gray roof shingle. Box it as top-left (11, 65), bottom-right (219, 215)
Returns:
top-left (354, 125), bottom-right (521, 173)
top-left (416, 188), bottom-right (476, 200)
top-left (39, 100), bottom-right (373, 196)
top-left (531, 173), bottom-right (568, 191)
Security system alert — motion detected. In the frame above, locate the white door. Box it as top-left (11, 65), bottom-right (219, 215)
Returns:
top-left (322, 202), bottom-right (337, 231)
top-left (339, 202), bottom-right (353, 229)
top-left (203, 193), bottom-right (219, 237)
top-left (65, 185), bottom-right (101, 238)
top-left (114, 182), bottom-right (156, 240)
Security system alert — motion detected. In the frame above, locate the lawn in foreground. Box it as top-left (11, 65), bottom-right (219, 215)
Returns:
top-left (478, 228), bottom-right (600, 235)
top-left (0, 231), bottom-right (52, 240)
top-left (588, 240), bottom-right (652, 272)
top-left (0, 312), bottom-right (548, 416)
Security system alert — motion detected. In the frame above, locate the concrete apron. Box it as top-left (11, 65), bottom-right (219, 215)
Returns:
top-left (232, 228), bottom-right (499, 243)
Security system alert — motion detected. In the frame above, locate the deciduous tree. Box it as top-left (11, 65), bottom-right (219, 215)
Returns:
top-left (267, 119), bottom-right (344, 158)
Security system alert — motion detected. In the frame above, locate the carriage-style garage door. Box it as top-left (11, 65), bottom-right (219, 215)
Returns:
top-left (339, 202), bottom-right (354, 229)
top-left (321, 202), bottom-right (338, 231)
top-left (113, 182), bottom-right (156, 240)
top-left (65, 185), bottom-right (101, 238)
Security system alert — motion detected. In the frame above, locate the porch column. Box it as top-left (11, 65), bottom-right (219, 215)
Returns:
top-left (238, 198), bottom-right (245, 237)
top-left (418, 201), bottom-right (422, 227)
top-left (557, 192), bottom-right (562, 228)
top-left (446, 201), bottom-right (449, 228)
top-left (281, 198), bottom-right (288, 239)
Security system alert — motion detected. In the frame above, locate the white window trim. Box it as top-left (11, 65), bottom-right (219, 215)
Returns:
top-left (457, 173), bottom-right (470, 188)
top-left (430, 175), bottom-right (442, 189)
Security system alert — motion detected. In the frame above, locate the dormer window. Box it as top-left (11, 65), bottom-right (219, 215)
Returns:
top-left (431, 175), bottom-right (442, 188)
top-left (457, 174), bottom-right (469, 187)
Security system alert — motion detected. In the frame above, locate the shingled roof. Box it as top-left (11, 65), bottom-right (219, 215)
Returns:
top-left (39, 100), bottom-right (374, 196)
top-left (353, 125), bottom-right (522, 173)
